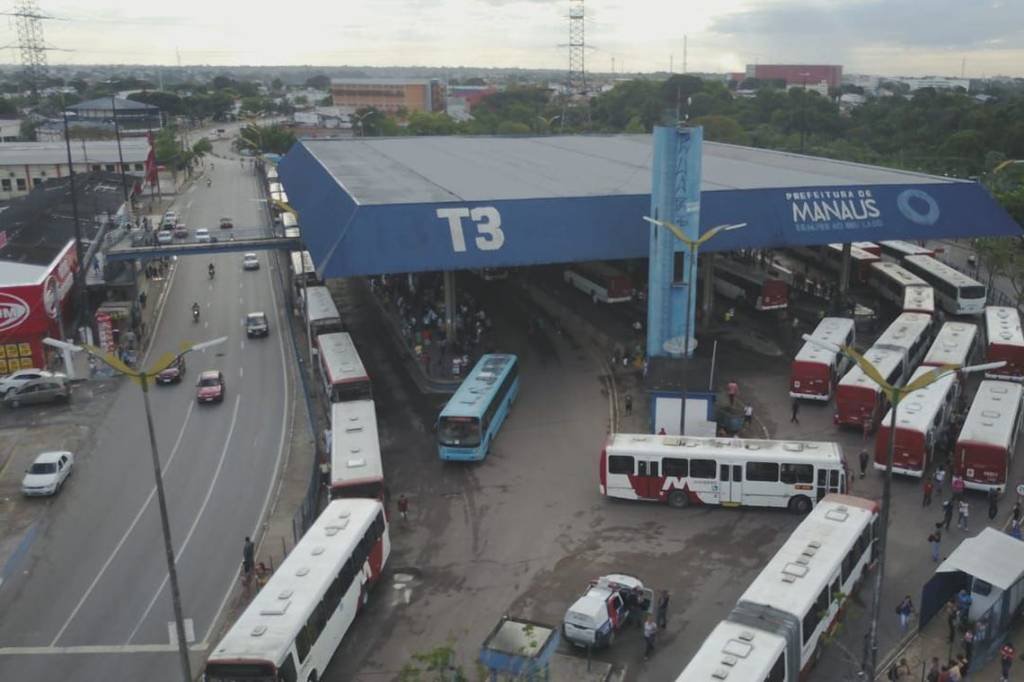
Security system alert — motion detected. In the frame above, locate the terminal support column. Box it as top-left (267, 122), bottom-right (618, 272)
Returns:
top-left (443, 270), bottom-right (456, 342)
top-left (839, 241), bottom-right (852, 296)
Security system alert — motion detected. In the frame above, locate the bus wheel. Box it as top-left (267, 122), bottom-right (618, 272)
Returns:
top-left (667, 491), bottom-right (689, 509)
top-left (789, 496), bottom-right (812, 515)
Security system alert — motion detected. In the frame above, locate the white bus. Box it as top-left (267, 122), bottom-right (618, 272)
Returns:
top-left (290, 250), bottom-right (319, 288)
top-left (872, 311), bottom-right (933, 369)
top-left (878, 240), bottom-right (936, 262)
top-left (903, 285), bottom-right (935, 316)
top-left (790, 317), bottom-right (855, 402)
top-left (303, 286), bottom-right (344, 337)
top-left (282, 212), bottom-right (301, 239)
top-left (921, 321), bottom-right (979, 369)
top-left (902, 255), bottom-right (987, 315)
top-left (956, 380), bottom-right (1024, 492)
top-left (867, 261), bottom-right (930, 308)
top-left (600, 434), bottom-right (846, 514)
top-left (835, 347), bottom-right (907, 429)
top-left (563, 262), bottom-right (634, 304)
top-left (330, 400), bottom-right (385, 503)
top-left (823, 243), bottom-right (880, 285)
top-left (984, 306), bottom-right (1024, 381)
top-left (873, 365), bottom-right (958, 477)
top-left (676, 495), bottom-right (879, 682)
top-left (316, 332), bottom-right (372, 403)
top-left (204, 499), bottom-right (389, 682)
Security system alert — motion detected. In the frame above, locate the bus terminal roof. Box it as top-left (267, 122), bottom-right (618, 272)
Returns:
top-left (279, 134), bottom-right (1022, 278)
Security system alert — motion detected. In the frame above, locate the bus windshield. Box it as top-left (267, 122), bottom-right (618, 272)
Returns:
top-left (961, 285), bottom-right (986, 299)
top-left (438, 417), bottom-right (481, 447)
top-left (204, 662), bottom-right (275, 682)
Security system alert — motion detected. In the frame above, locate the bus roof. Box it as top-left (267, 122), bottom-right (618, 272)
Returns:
top-left (922, 321), bottom-right (977, 367)
top-left (903, 285), bottom-right (934, 313)
top-left (809, 317), bottom-right (855, 344)
top-left (879, 365), bottom-right (956, 433)
top-left (738, 495), bottom-right (877, 620)
top-left (305, 286), bottom-right (341, 324)
top-left (331, 400), bottom-right (383, 487)
top-left (869, 261), bottom-right (929, 287)
top-left (207, 499), bottom-right (383, 667)
top-left (316, 332), bottom-right (368, 385)
top-left (281, 212), bottom-right (298, 228)
top-left (958, 380), bottom-right (1024, 451)
top-left (675, 620), bottom-right (787, 681)
top-left (985, 307), bottom-right (1024, 348)
top-left (290, 250), bottom-right (315, 276)
top-left (568, 261), bottom-right (629, 280)
top-left (873, 312), bottom-right (932, 353)
top-left (838, 348), bottom-right (905, 392)
top-left (716, 258), bottom-right (778, 286)
top-left (793, 341), bottom-right (836, 366)
top-left (826, 243), bottom-right (879, 262)
top-left (606, 433), bottom-right (843, 465)
top-left (904, 255), bottom-right (984, 288)
top-left (440, 354), bottom-right (518, 420)
top-left (880, 240), bottom-right (934, 256)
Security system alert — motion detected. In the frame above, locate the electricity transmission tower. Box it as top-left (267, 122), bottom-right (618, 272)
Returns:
top-left (567, 0), bottom-right (585, 95)
top-left (9, 0), bottom-right (51, 94)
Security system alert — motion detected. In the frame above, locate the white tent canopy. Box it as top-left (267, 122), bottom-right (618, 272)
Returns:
top-left (937, 528), bottom-right (1024, 590)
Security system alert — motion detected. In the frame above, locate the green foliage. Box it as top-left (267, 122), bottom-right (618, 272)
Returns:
top-left (399, 644), bottom-right (467, 682)
top-left (19, 119), bottom-right (38, 141)
top-left (192, 137), bottom-right (213, 157)
top-left (975, 234), bottom-right (1024, 308)
top-left (691, 115), bottom-right (750, 145)
top-left (407, 111), bottom-right (458, 136)
top-left (496, 120), bottom-right (531, 135)
top-left (305, 74), bottom-right (330, 89)
top-left (236, 123), bottom-right (296, 155)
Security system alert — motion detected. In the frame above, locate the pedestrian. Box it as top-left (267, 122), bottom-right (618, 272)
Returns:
top-left (643, 614), bottom-right (657, 660)
top-left (656, 590), bottom-right (670, 629)
top-left (957, 589), bottom-right (973, 626)
top-left (863, 419), bottom-right (872, 443)
top-left (1014, 499), bottom-right (1022, 524)
top-left (943, 498), bottom-right (955, 531)
top-left (255, 562), bottom-right (270, 589)
top-left (887, 658), bottom-right (911, 680)
top-left (859, 448), bottom-right (869, 478)
top-left (727, 380), bottom-right (739, 407)
top-left (989, 487), bottom-right (1000, 520)
top-left (935, 464), bottom-right (947, 497)
top-left (947, 599), bottom-right (959, 643)
top-left (658, 427), bottom-right (667, 435)
top-left (1000, 641), bottom-right (1015, 681)
top-left (963, 628), bottom-right (975, 666)
top-left (896, 595), bottom-right (915, 631)
top-left (743, 404), bottom-right (753, 428)
top-left (923, 477), bottom-right (934, 506)
top-left (926, 657), bottom-right (941, 682)
top-left (790, 399), bottom-right (800, 424)
top-left (1011, 517), bottom-right (1022, 540)
top-left (242, 536), bottom-right (255, 578)
top-left (958, 499), bottom-right (970, 531)
top-left (929, 525), bottom-right (942, 562)
top-left (952, 473), bottom-right (965, 499)
top-left (947, 660), bottom-right (962, 682)
top-left (397, 494), bottom-right (409, 522)
top-left (624, 393), bottom-right (633, 416)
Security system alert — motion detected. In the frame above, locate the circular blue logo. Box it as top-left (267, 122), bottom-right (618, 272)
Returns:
top-left (897, 189), bottom-right (940, 226)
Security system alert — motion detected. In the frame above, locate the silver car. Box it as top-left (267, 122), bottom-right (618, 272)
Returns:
top-left (21, 451), bottom-right (74, 496)
top-left (0, 368), bottom-right (55, 397)
top-left (4, 376), bottom-right (71, 408)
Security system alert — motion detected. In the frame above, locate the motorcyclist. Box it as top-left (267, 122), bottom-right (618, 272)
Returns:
top-left (208, 262), bottom-right (215, 279)
top-left (192, 301), bottom-right (200, 321)
top-left (207, 177), bottom-right (212, 188)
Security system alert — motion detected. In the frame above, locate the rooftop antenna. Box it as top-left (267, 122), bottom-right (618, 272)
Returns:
top-left (683, 35), bottom-right (687, 73)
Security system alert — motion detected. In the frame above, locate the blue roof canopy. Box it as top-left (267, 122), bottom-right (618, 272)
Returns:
top-left (279, 135), bottom-right (1021, 278)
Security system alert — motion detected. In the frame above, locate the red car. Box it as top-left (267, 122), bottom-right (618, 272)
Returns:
top-left (156, 356), bottom-right (186, 384)
top-left (196, 370), bottom-right (225, 403)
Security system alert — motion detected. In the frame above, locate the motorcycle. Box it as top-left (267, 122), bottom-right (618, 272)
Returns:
top-left (208, 264), bottom-right (216, 280)
top-left (192, 306), bottom-right (200, 323)
top-left (207, 177), bottom-right (212, 188)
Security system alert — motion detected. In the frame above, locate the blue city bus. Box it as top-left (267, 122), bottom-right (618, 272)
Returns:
top-left (437, 354), bottom-right (520, 461)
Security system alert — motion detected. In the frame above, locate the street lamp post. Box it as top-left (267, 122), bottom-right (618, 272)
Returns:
top-left (643, 217), bottom-right (746, 435)
top-left (801, 333), bottom-right (1003, 679)
top-left (45, 335), bottom-right (227, 682)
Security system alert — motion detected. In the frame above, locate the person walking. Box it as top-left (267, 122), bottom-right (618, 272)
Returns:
top-left (896, 595), bottom-right (915, 631)
top-left (242, 536), bottom-right (255, 579)
top-left (952, 473), bottom-right (965, 499)
top-left (1000, 641), bottom-right (1015, 681)
top-left (643, 614), bottom-right (657, 660)
top-left (790, 399), bottom-right (800, 424)
top-left (963, 628), bottom-right (975, 667)
top-left (743, 404), bottom-right (753, 428)
top-left (727, 380), bottom-right (739, 407)
top-left (926, 657), bottom-right (941, 682)
top-left (957, 589), bottom-right (973, 627)
top-left (397, 494), bottom-right (409, 522)
top-left (935, 464), bottom-right (947, 497)
top-left (958, 499), bottom-right (970, 531)
top-left (656, 590), bottom-right (670, 629)
top-left (859, 448), bottom-right (869, 478)
top-left (943, 498), bottom-right (955, 531)
top-left (929, 525), bottom-right (942, 563)
top-left (923, 477), bottom-right (934, 506)
top-left (946, 599), bottom-right (960, 643)
top-left (624, 393), bottom-right (633, 416)
top-left (989, 487), bottom-right (1000, 520)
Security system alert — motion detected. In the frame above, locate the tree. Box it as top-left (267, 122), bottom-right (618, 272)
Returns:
top-left (691, 115), bottom-right (750, 145)
top-left (975, 234), bottom-right (1024, 309)
top-left (192, 137), bottom-right (213, 162)
top-left (19, 119), bottom-right (38, 141)
top-left (496, 121), bottom-right (531, 135)
top-left (305, 74), bottom-right (330, 89)
top-left (236, 123), bottom-right (296, 155)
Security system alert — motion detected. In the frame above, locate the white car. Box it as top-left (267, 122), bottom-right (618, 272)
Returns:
top-left (242, 253), bottom-right (259, 270)
top-left (195, 228), bottom-right (211, 243)
top-left (0, 368), bottom-right (55, 396)
top-left (21, 451), bottom-right (74, 496)
top-left (157, 229), bottom-right (174, 245)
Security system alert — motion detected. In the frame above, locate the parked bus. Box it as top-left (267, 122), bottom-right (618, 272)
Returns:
top-left (290, 250), bottom-right (319, 288)
top-left (790, 317), bottom-right (856, 402)
top-left (330, 400), bottom-right (385, 502)
top-left (823, 243), bottom-right (880, 284)
top-left (475, 267), bottom-right (510, 281)
top-left (600, 434), bottom-right (846, 514)
top-left (834, 348), bottom-right (907, 429)
top-left (675, 495), bottom-right (879, 682)
top-left (437, 354), bottom-right (519, 461)
top-left (873, 365), bottom-right (958, 477)
top-left (984, 306), bottom-right (1024, 381)
top-left (303, 286), bottom-right (344, 337)
top-left (902, 285), bottom-right (935, 316)
top-left (563, 262), bottom-right (633, 303)
top-left (266, 166), bottom-right (278, 180)
top-left (204, 499), bottom-right (389, 682)
top-left (282, 212), bottom-right (300, 239)
top-left (902, 255), bottom-right (987, 315)
top-left (867, 261), bottom-right (930, 308)
top-left (853, 241), bottom-right (881, 256)
top-left (714, 258), bottom-right (789, 311)
top-left (921, 321), bottom-right (979, 369)
top-left (316, 332), bottom-right (372, 403)
top-left (873, 312), bottom-right (934, 369)
top-left (955, 380), bottom-right (1024, 492)
top-left (878, 240), bottom-right (936, 262)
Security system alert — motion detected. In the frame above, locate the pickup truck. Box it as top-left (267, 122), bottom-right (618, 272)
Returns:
top-left (562, 574), bottom-right (653, 648)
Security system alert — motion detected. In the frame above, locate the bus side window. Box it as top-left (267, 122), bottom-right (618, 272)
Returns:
top-left (278, 654), bottom-right (298, 682)
top-left (663, 457), bottom-right (688, 477)
top-left (608, 456), bottom-right (635, 475)
top-left (767, 651), bottom-right (786, 682)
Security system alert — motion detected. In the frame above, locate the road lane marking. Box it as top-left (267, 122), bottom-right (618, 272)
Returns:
top-left (240, 340), bottom-right (245, 351)
top-left (50, 401), bottom-right (197, 647)
top-left (167, 618), bottom-right (195, 646)
top-left (239, 367), bottom-right (243, 378)
top-left (239, 297), bottom-right (244, 305)
top-left (0, 643), bottom-right (209, 655)
top-left (186, 200), bottom-right (193, 211)
top-left (126, 396), bottom-right (242, 644)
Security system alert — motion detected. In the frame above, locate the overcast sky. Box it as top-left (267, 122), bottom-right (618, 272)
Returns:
top-left (32, 0), bottom-right (1024, 77)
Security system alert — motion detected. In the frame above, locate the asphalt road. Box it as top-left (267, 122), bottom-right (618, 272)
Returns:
top-left (0, 141), bottom-right (293, 680)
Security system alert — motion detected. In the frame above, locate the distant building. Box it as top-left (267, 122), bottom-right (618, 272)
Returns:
top-left (446, 85), bottom-right (497, 122)
top-left (897, 77), bottom-right (970, 92)
top-left (331, 78), bottom-right (446, 114)
top-left (739, 64), bottom-right (843, 89)
top-left (0, 120), bottom-right (21, 142)
top-left (0, 140), bottom-right (149, 201)
top-left (64, 97), bottom-right (161, 137)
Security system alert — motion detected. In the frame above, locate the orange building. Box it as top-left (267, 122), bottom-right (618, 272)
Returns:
top-left (330, 79), bottom-right (446, 114)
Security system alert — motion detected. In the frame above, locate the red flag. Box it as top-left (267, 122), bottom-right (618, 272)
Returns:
top-left (144, 132), bottom-right (158, 186)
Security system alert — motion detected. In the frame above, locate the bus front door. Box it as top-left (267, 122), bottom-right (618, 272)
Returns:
top-left (815, 468), bottom-right (842, 501)
top-left (720, 464), bottom-right (743, 507)
top-left (636, 459), bottom-right (661, 500)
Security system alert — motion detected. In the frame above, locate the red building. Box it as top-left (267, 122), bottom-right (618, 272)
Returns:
top-left (745, 64), bottom-right (843, 89)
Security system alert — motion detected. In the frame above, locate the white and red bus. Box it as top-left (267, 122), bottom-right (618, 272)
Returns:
top-left (984, 306), bottom-right (1024, 382)
top-left (330, 400), bottom-right (385, 503)
top-left (316, 332), bottom-right (372, 403)
top-left (903, 285), bottom-right (935, 316)
top-left (563, 262), bottom-right (633, 303)
top-left (873, 312), bottom-right (933, 368)
top-left (600, 434), bottom-right (845, 514)
top-left (921, 321), bottom-right (979, 369)
top-left (873, 365), bottom-right (958, 477)
top-left (714, 258), bottom-right (788, 310)
top-left (790, 317), bottom-right (856, 401)
top-left (676, 495), bottom-right (879, 682)
top-left (955, 380), bottom-right (1024, 492)
top-left (834, 347), bottom-right (907, 429)
top-left (823, 243), bottom-right (881, 284)
top-left (853, 241), bottom-right (881, 256)
top-left (303, 286), bottom-right (344, 337)
top-left (878, 240), bottom-right (936, 262)
top-left (204, 499), bottom-right (389, 682)
top-left (867, 261), bottom-right (930, 308)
